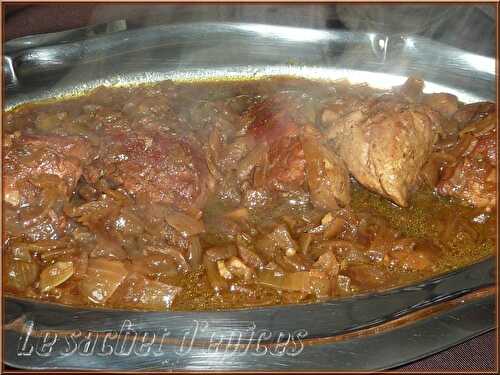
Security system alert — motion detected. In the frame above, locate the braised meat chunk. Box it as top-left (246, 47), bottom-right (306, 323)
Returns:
top-left (242, 92), bottom-right (309, 192)
top-left (301, 125), bottom-right (350, 210)
top-left (453, 102), bottom-right (496, 125)
top-left (85, 127), bottom-right (211, 215)
top-left (437, 111), bottom-right (497, 211)
top-left (247, 94), bottom-right (350, 208)
top-left (210, 91), bottom-right (350, 210)
top-left (245, 91), bottom-right (313, 144)
top-left (266, 135), bottom-right (306, 191)
top-left (324, 96), bottom-right (438, 207)
top-left (3, 133), bottom-right (94, 240)
top-left (4, 133), bottom-right (93, 207)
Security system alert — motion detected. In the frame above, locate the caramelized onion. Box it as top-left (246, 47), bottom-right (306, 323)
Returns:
top-left (236, 143), bottom-right (269, 181)
top-left (144, 246), bottom-right (190, 273)
top-left (39, 261), bottom-right (74, 292)
top-left (345, 264), bottom-right (389, 290)
top-left (12, 239), bottom-right (66, 256)
top-left (419, 157), bottom-right (442, 188)
top-left (18, 175), bottom-right (65, 227)
top-left (236, 236), bottom-right (264, 269)
top-left (312, 250), bottom-right (340, 277)
top-left (203, 254), bottom-right (228, 293)
top-left (116, 274), bottom-right (182, 310)
top-left (298, 233), bottom-right (313, 255)
top-left (217, 260), bottom-right (233, 280)
top-left (268, 224), bottom-right (298, 253)
top-left (256, 269), bottom-right (331, 297)
top-left (223, 207), bottom-right (249, 221)
top-left (207, 127), bottom-right (223, 180)
top-left (458, 114), bottom-right (495, 137)
top-left (164, 210), bottom-right (205, 237)
top-left (323, 217), bottom-right (346, 239)
top-left (90, 232), bottom-right (127, 260)
top-left (204, 244), bottom-right (238, 262)
top-left (225, 256), bottom-right (254, 281)
top-left (79, 258), bottom-right (128, 304)
top-left (136, 280), bottom-right (181, 309)
top-left (187, 236), bottom-right (203, 269)
top-left (10, 245), bottom-right (34, 263)
top-left (5, 257), bottom-right (39, 291)
top-left (449, 133), bottom-right (475, 159)
top-left (40, 248), bottom-right (77, 262)
top-left (302, 132), bottom-right (350, 210)
top-left (275, 253), bottom-right (311, 272)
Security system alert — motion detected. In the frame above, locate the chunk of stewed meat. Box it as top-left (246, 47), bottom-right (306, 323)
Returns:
top-left (437, 113), bottom-right (496, 211)
top-left (240, 93), bottom-right (307, 191)
top-left (85, 127), bottom-right (210, 214)
top-left (242, 95), bottom-right (351, 207)
top-left (3, 133), bottom-right (93, 207)
top-left (421, 93), bottom-right (459, 118)
top-left (3, 133), bottom-right (94, 240)
top-left (453, 102), bottom-right (496, 126)
top-left (301, 125), bottom-right (350, 210)
top-left (265, 136), bottom-right (306, 191)
top-left (325, 98), bottom-right (438, 207)
top-left (394, 76), bottom-right (424, 102)
top-left (244, 92), bottom-right (311, 144)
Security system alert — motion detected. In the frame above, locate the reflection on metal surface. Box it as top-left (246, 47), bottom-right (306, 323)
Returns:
top-left (460, 53), bottom-right (496, 74)
top-left (404, 36), bottom-right (416, 49)
top-left (236, 23), bottom-right (331, 43)
top-left (4, 19), bottom-right (128, 54)
top-left (4, 22), bottom-right (495, 109)
top-left (4, 257), bottom-right (495, 370)
top-left (5, 286), bottom-right (494, 349)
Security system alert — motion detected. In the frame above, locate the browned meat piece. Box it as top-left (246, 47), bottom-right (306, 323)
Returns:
top-left (3, 133), bottom-right (93, 240)
top-left (219, 135), bottom-right (258, 176)
top-left (453, 102), bottom-right (496, 125)
top-left (238, 94), bottom-right (306, 191)
top-left (243, 95), bottom-right (351, 208)
top-left (437, 113), bottom-right (496, 211)
top-left (395, 77), bottom-right (459, 118)
top-left (325, 98), bottom-right (438, 207)
top-left (265, 135), bottom-right (306, 191)
top-left (245, 92), bottom-right (310, 144)
top-left (247, 102), bottom-right (299, 143)
top-left (301, 125), bottom-right (350, 210)
top-left (3, 133), bottom-right (93, 207)
top-left (85, 127), bottom-right (210, 214)
top-left (207, 93), bottom-right (305, 191)
top-left (395, 77), bottom-right (424, 102)
top-left (320, 96), bottom-right (369, 127)
top-left (421, 93), bottom-right (459, 118)
top-left (392, 78), bottom-right (459, 138)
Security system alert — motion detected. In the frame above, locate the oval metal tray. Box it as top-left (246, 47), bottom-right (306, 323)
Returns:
top-left (3, 22), bottom-right (497, 371)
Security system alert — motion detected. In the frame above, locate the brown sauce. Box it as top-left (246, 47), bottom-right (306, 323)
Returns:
top-left (3, 77), bottom-right (496, 311)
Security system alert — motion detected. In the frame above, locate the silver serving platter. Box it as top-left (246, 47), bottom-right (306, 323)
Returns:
top-left (3, 22), bottom-right (496, 371)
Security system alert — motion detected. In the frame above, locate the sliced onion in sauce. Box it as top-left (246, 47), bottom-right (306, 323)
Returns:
top-left (164, 210), bottom-right (205, 237)
top-left (256, 269), bottom-right (331, 297)
top-left (39, 261), bottom-right (74, 292)
top-left (79, 258), bottom-right (128, 304)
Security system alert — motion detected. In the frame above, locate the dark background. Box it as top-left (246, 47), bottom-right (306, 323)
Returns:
top-left (3, 3), bottom-right (497, 372)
